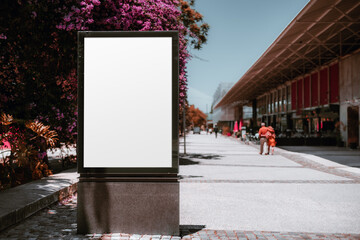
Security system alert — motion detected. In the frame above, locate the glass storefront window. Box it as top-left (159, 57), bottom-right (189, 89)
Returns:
top-left (274, 92), bottom-right (278, 113)
top-left (280, 116), bottom-right (287, 131)
top-left (295, 119), bottom-right (303, 133)
top-left (268, 94), bottom-right (272, 113)
top-left (278, 89), bottom-right (282, 112)
top-left (287, 86), bottom-right (291, 112)
top-left (258, 98), bottom-right (261, 115)
top-left (261, 96), bottom-right (266, 115)
top-left (282, 88), bottom-right (286, 112)
top-left (313, 118), bottom-right (319, 133)
top-left (258, 97), bottom-right (261, 115)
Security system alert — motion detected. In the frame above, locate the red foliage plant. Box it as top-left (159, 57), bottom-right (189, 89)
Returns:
top-left (0, 0), bottom-right (208, 146)
top-left (0, 113), bottom-right (58, 189)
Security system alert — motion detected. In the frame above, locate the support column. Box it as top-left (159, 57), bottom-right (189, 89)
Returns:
top-left (77, 178), bottom-right (179, 235)
top-left (252, 99), bottom-right (257, 128)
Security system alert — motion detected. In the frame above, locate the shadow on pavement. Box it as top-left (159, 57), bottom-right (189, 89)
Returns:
top-left (48, 157), bottom-right (77, 174)
top-left (179, 153), bottom-right (222, 165)
top-left (179, 175), bottom-right (202, 180)
top-left (179, 157), bottom-right (200, 165)
top-left (186, 153), bottom-right (222, 160)
top-left (180, 225), bottom-right (206, 237)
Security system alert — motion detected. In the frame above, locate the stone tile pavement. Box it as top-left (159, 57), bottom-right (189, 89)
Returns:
top-left (278, 146), bottom-right (360, 168)
top-left (0, 193), bottom-right (359, 240)
top-left (1, 134), bottom-right (360, 239)
top-left (0, 168), bottom-right (78, 232)
top-left (180, 134), bottom-right (360, 234)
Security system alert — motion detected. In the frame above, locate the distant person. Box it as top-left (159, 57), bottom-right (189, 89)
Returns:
top-left (214, 126), bottom-right (218, 138)
top-left (206, 127), bottom-right (209, 135)
top-left (258, 123), bottom-right (268, 155)
top-left (266, 126), bottom-right (276, 155)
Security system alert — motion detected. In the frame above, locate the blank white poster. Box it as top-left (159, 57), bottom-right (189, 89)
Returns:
top-left (84, 37), bottom-right (172, 168)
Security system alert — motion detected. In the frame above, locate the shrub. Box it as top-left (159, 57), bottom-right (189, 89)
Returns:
top-left (0, 113), bottom-right (58, 190)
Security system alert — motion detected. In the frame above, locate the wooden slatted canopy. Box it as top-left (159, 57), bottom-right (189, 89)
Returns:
top-left (215, 0), bottom-right (360, 109)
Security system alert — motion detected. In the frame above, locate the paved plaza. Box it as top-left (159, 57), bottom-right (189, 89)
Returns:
top-left (0, 133), bottom-right (360, 239)
top-left (278, 146), bottom-right (360, 168)
top-left (180, 133), bottom-right (360, 234)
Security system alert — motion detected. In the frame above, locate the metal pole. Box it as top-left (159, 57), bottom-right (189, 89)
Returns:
top-left (183, 104), bottom-right (186, 155)
top-left (206, 104), bottom-right (208, 134)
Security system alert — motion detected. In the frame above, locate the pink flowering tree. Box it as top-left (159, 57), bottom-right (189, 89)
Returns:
top-left (0, 0), bottom-right (208, 145)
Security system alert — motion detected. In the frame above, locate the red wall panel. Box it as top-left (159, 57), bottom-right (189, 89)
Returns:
top-left (311, 73), bottom-right (318, 106)
top-left (330, 63), bottom-right (339, 103)
top-left (297, 78), bottom-right (303, 110)
top-left (291, 82), bottom-right (297, 110)
top-left (320, 68), bottom-right (328, 105)
top-left (304, 76), bottom-right (310, 108)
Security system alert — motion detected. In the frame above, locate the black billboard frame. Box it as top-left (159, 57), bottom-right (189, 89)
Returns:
top-left (77, 31), bottom-right (179, 177)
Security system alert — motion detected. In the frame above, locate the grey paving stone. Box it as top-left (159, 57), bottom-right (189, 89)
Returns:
top-left (1, 135), bottom-right (360, 240)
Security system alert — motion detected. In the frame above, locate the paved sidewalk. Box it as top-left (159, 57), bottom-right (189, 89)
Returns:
top-left (1, 194), bottom-right (359, 240)
top-left (1, 133), bottom-right (360, 239)
top-left (0, 168), bottom-right (78, 232)
top-left (180, 134), bottom-right (360, 234)
top-left (0, 146), bottom-right (77, 231)
top-left (278, 146), bottom-right (360, 168)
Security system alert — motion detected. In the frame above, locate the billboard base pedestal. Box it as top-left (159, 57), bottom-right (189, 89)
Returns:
top-left (77, 179), bottom-right (179, 235)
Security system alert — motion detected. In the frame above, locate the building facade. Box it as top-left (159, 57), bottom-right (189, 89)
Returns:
top-left (215, 0), bottom-right (360, 147)
top-left (212, 82), bottom-right (235, 130)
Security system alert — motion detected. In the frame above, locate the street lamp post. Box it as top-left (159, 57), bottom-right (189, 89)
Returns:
top-left (206, 104), bottom-right (208, 133)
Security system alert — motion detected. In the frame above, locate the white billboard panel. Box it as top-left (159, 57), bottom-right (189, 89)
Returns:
top-left (83, 36), bottom-right (172, 168)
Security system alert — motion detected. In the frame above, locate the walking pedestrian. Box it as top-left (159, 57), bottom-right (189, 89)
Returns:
top-left (266, 126), bottom-right (276, 155)
top-left (214, 126), bottom-right (218, 138)
top-left (258, 123), bottom-right (268, 155)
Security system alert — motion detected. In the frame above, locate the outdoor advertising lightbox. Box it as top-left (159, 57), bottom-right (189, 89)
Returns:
top-left (77, 31), bottom-right (179, 175)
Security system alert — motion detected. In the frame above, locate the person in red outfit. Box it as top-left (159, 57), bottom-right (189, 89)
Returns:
top-left (266, 126), bottom-right (276, 155)
top-left (258, 123), bottom-right (268, 155)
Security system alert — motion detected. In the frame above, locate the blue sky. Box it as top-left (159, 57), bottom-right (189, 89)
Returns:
top-left (186, 0), bottom-right (310, 113)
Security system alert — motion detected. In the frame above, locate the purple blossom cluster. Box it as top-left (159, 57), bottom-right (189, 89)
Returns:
top-left (56, 0), bottom-right (189, 105)
top-left (1, 0), bottom-right (191, 147)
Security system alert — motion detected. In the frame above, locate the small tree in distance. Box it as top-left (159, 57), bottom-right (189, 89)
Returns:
top-left (180, 104), bottom-right (207, 135)
top-left (187, 104), bottom-right (207, 128)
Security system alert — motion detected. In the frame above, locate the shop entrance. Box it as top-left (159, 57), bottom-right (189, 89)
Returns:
top-left (347, 106), bottom-right (359, 148)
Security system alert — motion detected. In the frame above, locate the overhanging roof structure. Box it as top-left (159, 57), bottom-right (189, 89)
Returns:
top-left (215, 0), bottom-right (360, 108)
